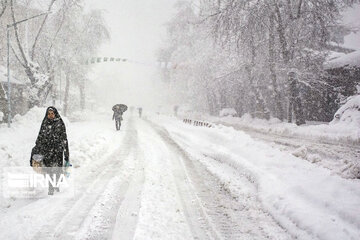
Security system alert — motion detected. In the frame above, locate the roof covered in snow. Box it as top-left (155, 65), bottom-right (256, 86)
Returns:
top-left (331, 95), bottom-right (360, 127)
top-left (325, 50), bottom-right (360, 69)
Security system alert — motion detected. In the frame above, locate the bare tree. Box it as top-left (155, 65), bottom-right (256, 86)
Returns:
top-left (7, 0), bottom-right (109, 112)
top-left (30, 0), bottom-right (56, 60)
top-left (158, 0), bottom-right (357, 122)
top-left (0, 0), bottom-right (7, 19)
top-left (268, 12), bottom-right (284, 120)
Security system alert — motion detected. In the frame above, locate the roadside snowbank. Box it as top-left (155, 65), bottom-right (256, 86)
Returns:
top-left (179, 111), bottom-right (360, 145)
top-left (0, 107), bottom-right (48, 169)
top-left (218, 114), bottom-right (359, 144)
top-left (150, 115), bottom-right (360, 240)
top-left (0, 107), bottom-right (114, 169)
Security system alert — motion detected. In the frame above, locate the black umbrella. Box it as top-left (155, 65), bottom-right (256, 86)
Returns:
top-left (112, 104), bottom-right (128, 113)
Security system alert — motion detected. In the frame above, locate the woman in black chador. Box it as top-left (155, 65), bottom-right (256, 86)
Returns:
top-left (30, 106), bottom-right (69, 195)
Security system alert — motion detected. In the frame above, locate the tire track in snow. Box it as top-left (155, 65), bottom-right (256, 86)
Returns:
top-left (0, 125), bottom-right (128, 240)
top-left (147, 119), bottom-right (293, 240)
top-left (32, 120), bottom-right (143, 240)
top-left (166, 141), bottom-right (223, 240)
top-left (109, 158), bottom-right (144, 240)
top-left (131, 120), bottom-right (194, 240)
top-left (73, 126), bottom-right (144, 240)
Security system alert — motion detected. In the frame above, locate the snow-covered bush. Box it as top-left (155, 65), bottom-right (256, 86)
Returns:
top-left (219, 108), bottom-right (237, 117)
top-left (22, 62), bottom-right (50, 106)
top-left (331, 95), bottom-right (360, 126)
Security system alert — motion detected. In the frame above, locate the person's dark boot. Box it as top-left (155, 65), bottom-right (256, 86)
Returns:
top-left (48, 184), bottom-right (55, 195)
top-left (48, 189), bottom-right (54, 195)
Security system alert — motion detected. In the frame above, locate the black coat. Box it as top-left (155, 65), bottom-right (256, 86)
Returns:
top-left (112, 110), bottom-right (123, 120)
top-left (30, 106), bottom-right (69, 167)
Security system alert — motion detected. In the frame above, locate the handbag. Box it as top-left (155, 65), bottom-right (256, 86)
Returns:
top-left (32, 154), bottom-right (44, 174)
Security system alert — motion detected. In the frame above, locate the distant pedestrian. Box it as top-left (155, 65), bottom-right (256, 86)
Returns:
top-left (138, 107), bottom-right (142, 118)
top-left (112, 104), bottom-right (127, 131)
top-left (113, 106), bottom-right (123, 130)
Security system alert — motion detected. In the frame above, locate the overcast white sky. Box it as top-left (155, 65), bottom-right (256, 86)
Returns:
top-left (84, 0), bottom-right (178, 111)
top-left (81, 0), bottom-right (359, 112)
top-left (85, 0), bottom-right (178, 61)
top-left (342, 3), bottom-right (360, 50)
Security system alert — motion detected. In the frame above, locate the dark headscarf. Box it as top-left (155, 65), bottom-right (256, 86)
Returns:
top-left (41, 106), bottom-right (61, 124)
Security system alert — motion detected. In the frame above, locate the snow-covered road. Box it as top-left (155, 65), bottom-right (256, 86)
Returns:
top-left (215, 120), bottom-right (360, 179)
top-left (0, 112), bottom-right (359, 240)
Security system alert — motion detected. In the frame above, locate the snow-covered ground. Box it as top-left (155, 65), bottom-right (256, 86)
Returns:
top-left (150, 115), bottom-right (360, 240)
top-left (0, 109), bottom-right (359, 239)
top-left (177, 109), bottom-right (360, 179)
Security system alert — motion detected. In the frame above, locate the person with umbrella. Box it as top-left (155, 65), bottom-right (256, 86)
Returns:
top-left (112, 104), bottom-right (127, 131)
top-left (138, 107), bottom-right (142, 118)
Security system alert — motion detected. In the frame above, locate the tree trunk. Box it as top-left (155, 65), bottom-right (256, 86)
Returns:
top-left (79, 78), bottom-right (85, 110)
top-left (247, 35), bottom-right (270, 120)
top-left (269, 13), bottom-right (284, 120)
top-left (0, 82), bottom-right (8, 123)
top-left (288, 71), bottom-right (305, 125)
top-left (63, 72), bottom-right (70, 116)
top-left (206, 91), bottom-right (217, 116)
top-left (0, 1), bottom-right (6, 19)
top-left (288, 101), bottom-right (293, 123)
top-left (206, 93), bottom-right (214, 115)
top-left (294, 95), bottom-right (305, 125)
top-left (219, 88), bottom-right (227, 110)
top-left (235, 85), bottom-right (245, 117)
top-left (274, 2), bottom-right (290, 64)
top-left (0, 83), bottom-right (6, 100)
